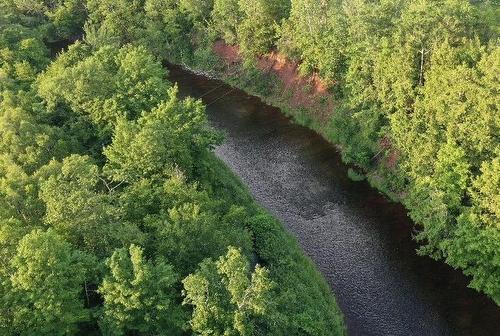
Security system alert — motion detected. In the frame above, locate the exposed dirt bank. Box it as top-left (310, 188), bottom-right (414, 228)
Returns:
top-left (213, 40), bottom-right (334, 123)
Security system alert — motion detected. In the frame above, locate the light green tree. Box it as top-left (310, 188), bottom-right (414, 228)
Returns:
top-left (183, 246), bottom-right (273, 336)
top-left (179, 0), bottom-right (214, 23)
top-left (0, 155), bottom-right (45, 224)
top-left (39, 155), bottom-right (143, 256)
top-left (99, 244), bottom-right (185, 335)
top-left (0, 98), bottom-right (76, 173)
top-left (143, 0), bottom-right (192, 59)
top-left (148, 203), bottom-right (252, 275)
top-left (237, 0), bottom-right (290, 58)
top-left (0, 27), bottom-right (50, 91)
top-left (445, 211), bottom-right (500, 304)
top-left (10, 0), bottom-right (87, 40)
top-left (279, 0), bottom-right (346, 80)
top-left (470, 157), bottom-right (500, 228)
top-left (6, 229), bottom-right (92, 335)
top-left (37, 43), bottom-right (170, 132)
top-left (85, 0), bottom-right (145, 47)
top-left (103, 86), bottom-right (222, 183)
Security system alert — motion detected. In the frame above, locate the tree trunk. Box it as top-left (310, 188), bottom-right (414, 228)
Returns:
top-left (419, 47), bottom-right (426, 86)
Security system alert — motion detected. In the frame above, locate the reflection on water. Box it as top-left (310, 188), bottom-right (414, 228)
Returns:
top-left (167, 64), bottom-right (500, 336)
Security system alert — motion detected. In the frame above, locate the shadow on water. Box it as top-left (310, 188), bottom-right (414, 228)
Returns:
top-left (166, 64), bottom-right (500, 336)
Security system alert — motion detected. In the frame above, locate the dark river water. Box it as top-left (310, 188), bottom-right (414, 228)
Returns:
top-left (167, 65), bottom-right (499, 336)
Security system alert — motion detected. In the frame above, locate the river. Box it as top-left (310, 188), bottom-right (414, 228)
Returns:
top-left (167, 64), bottom-right (499, 336)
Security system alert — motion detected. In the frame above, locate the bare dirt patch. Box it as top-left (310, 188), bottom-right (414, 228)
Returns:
top-left (213, 40), bottom-right (242, 65)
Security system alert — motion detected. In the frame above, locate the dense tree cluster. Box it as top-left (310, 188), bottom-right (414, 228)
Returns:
top-left (160, 0), bottom-right (499, 304)
top-left (0, 2), bottom-right (345, 335)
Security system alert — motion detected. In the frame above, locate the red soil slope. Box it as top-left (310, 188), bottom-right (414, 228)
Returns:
top-left (213, 40), bottom-right (334, 122)
top-left (213, 40), bottom-right (241, 64)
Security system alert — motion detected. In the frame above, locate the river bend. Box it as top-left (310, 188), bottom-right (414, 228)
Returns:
top-left (168, 65), bottom-right (499, 336)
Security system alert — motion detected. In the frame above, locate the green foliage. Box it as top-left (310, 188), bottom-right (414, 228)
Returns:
top-left (0, 0), bottom-right (86, 53)
top-left (99, 244), bottom-right (185, 335)
top-left (347, 168), bottom-right (365, 182)
top-left (0, 92), bottom-right (81, 172)
top-left (183, 246), bottom-right (273, 336)
top-left (445, 211), bottom-right (500, 304)
top-left (0, 1), bottom-right (349, 334)
top-left (85, 0), bottom-right (192, 61)
top-left (148, 203), bottom-right (253, 275)
top-left (279, 0), bottom-right (346, 81)
top-left (186, 0), bottom-right (500, 303)
top-left (103, 87), bottom-right (222, 183)
top-left (4, 229), bottom-right (93, 335)
top-left (191, 46), bottom-right (226, 74)
top-left (85, 0), bottom-right (146, 47)
top-left (237, 0), bottom-right (290, 58)
top-left (248, 213), bottom-right (345, 335)
top-left (227, 65), bottom-right (281, 98)
top-left (210, 0), bottom-right (242, 44)
top-left (0, 26), bottom-right (50, 91)
top-left (39, 155), bottom-right (143, 256)
top-left (38, 43), bottom-right (170, 133)
top-left (9, 0), bottom-right (87, 40)
top-left (470, 157), bottom-right (500, 228)
top-left (0, 155), bottom-right (45, 224)
top-left (179, 0), bottom-right (214, 23)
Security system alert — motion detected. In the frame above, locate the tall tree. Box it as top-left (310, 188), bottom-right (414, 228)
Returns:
top-left (37, 43), bottom-right (170, 133)
top-left (0, 155), bottom-right (45, 224)
top-left (85, 0), bottom-right (145, 47)
top-left (6, 229), bottom-right (92, 335)
top-left (39, 155), bottom-right (143, 256)
top-left (147, 203), bottom-right (253, 275)
top-left (279, 0), bottom-right (346, 80)
top-left (183, 247), bottom-right (273, 336)
top-left (237, 0), bottom-right (290, 58)
top-left (99, 244), bottom-right (185, 335)
top-left (210, 0), bottom-right (242, 44)
top-left (9, 0), bottom-right (87, 40)
top-left (103, 87), bottom-right (222, 183)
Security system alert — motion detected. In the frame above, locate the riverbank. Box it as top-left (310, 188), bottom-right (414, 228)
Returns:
top-left (186, 41), bottom-right (402, 203)
top-left (177, 39), bottom-right (500, 305)
top-left (204, 154), bottom-right (346, 335)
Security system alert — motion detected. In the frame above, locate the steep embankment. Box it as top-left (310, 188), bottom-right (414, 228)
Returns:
top-left (213, 40), bottom-right (334, 121)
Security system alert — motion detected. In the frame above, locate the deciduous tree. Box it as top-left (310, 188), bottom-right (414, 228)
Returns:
top-left (6, 229), bottom-right (93, 335)
top-left (183, 247), bottom-right (273, 336)
top-left (99, 244), bottom-right (185, 335)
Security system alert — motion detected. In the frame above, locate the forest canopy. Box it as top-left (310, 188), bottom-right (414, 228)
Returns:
top-left (0, 0), bottom-right (498, 334)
